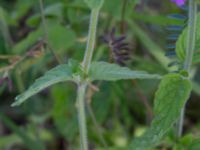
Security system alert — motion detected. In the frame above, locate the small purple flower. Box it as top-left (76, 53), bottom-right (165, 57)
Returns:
top-left (171, 0), bottom-right (186, 6)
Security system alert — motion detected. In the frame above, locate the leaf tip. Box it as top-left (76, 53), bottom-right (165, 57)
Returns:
top-left (11, 96), bottom-right (22, 107)
top-left (11, 102), bottom-right (18, 107)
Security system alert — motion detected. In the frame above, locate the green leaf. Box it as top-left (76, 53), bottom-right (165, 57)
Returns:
top-left (176, 13), bottom-right (200, 64)
top-left (12, 63), bottom-right (76, 107)
top-left (13, 23), bottom-right (76, 54)
top-left (188, 138), bottom-right (200, 150)
top-left (12, 28), bottom-right (42, 53)
top-left (84, 0), bottom-right (104, 9)
top-left (179, 134), bottom-right (193, 146)
top-left (89, 62), bottom-right (162, 81)
top-left (27, 3), bottom-right (64, 27)
top-left (51, 84), bottom-right (78, 142)
top-left (47, 24), bottom-right (76, 52)
top-left (0, 7), bottom-right (13, 48)
top-left (129, 73), bottom-right (192, 150)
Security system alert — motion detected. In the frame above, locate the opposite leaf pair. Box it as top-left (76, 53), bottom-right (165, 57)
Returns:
top-left (11, 60), bottom-right (161, 107)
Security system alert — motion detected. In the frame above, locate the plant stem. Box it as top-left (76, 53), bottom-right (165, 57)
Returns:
top-left (76, 8), bottom-right (100, 150)
top-left (183, 0), bottom-right (197, 72)
top-left (177, 0), bottom-right (197, 137)
top-left (120, 0), bottom-right (128, 33)
top-left (38, 0), bottom-right (48, 40)
top-left (77, 83), bottom-right (88, 150)
top-left (82, 9), bottom-right (100, 74)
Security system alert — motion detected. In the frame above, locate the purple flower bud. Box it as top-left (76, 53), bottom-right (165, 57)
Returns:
top-left (171, 0), bottom-right (186, 6)
top-left (100, 28), bottom-right (130, 66)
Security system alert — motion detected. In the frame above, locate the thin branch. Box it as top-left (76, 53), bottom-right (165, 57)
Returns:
top-left (0, 41), bottom-right (44, 73)
top-left (86, 84), bottom-right (108, 148)
top-left (38, 0), bottom-right (62, 64)
top-left (120, 0), bottom-right (128, 34)
top-left (132, 80), bottom-right (153, 124)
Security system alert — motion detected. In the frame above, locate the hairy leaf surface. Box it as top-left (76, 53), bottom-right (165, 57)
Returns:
top-left (12, 64), bottom-right (75, 107)
top-left (89, 62), bottom-right (162, 81)
top-left (129, 74), bottom-right (192, 150)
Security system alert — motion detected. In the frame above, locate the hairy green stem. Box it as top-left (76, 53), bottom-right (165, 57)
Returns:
top-left (77, 8), bottom-right (100, 150)
top-left (77, 83), bottom-right (88, 150)
top-left (183, 0), bottom-right (197, 71)
top-left (177, 0), bottom-right (197, 137)
top-left (82, 9), bottom-right (100, 74)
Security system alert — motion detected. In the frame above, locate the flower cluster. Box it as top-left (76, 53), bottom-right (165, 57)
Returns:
top-left (101, 28), bottom-right (130, 66)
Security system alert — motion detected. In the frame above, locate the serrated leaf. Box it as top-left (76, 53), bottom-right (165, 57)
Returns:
top-left (84, 0), bottom-right (104, 9)
top-left (176, 13), bottom-right (200, 64)
top-left (12, 63), bottom-right (76, 107)
top-left (129, 73), bottom-right (192, 150)
top-left (89, 62), bottom-right (162, 81)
